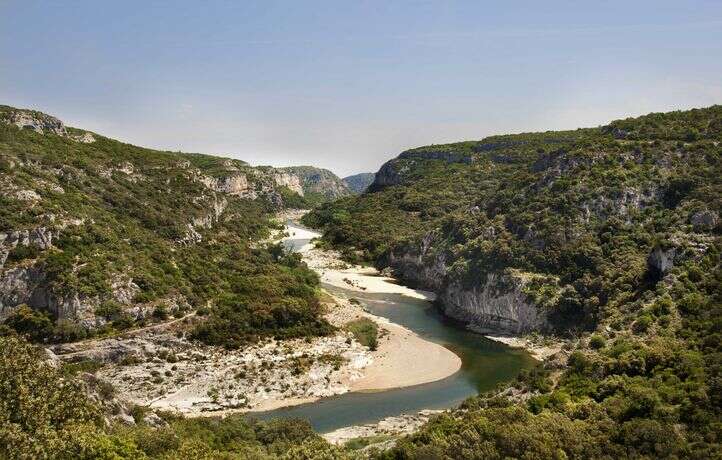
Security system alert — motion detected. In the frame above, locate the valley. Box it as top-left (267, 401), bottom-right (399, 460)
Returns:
top-left (0, 104), bottom-right (719, 458)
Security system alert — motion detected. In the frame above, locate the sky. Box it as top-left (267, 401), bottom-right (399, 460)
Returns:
top-left (1, 1), bottom-right (721, 176)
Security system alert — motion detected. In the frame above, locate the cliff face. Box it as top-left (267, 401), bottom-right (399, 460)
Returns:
top-left (440, 272), bottom-right (550, 334)
top-left (386, 233), bottom-right (551, 334)
top-left (275, 166), bottom-right (350, 200)
top-left (2, 105), bottom-right (96, 142)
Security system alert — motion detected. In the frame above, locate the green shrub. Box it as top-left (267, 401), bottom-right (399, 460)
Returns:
top-left (633, 314), bottom-right (653, 333)
top-left (589, 334), bottom-right (606, 349)
top-left (153, 304), bottom-right (169, 320)
top-left (346, 318), bottom-right (379, 351)
top-left (4, 304), bottom-right (53, 342)
top-left (95, 300), bottom-right (123, 320)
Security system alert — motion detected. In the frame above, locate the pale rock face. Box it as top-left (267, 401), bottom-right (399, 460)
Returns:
top-left (14, 189), bottom-right (41, 201)
top-left (387, 233), bottom-right (447, 291)
top-left (110, 275), bottom-right (141, 305)
top-left (200, 174), bottom-right (256, 198)
top-left (648, 246), bottom-right (677, 275)
top-left (273, 173), bottom-right (305, 196)
top-left (691, 210), bottom-right (719, 230)
top-left (0, 265), bottom-right (100, 327)
top-left (117, 162), bottom-right (134, 175)
top-left (3, 109), bottom-right (96, 143)
top-left (580, 186), bottom-right (660, 223)
top-left (217, 175), bottom-right (250, 195)
top-left (0, 265), bottom-right (47, 320)
top-left (7, 111), bottom-right (68, 136)
top-left (0, 227), bottom-right (53, 269)
top-left (385, 232), bottom-right (550, 335)
top-left (180, 197), bottom-right (229, 244)
top-left (0, 223), bottom-right (144, 326)
top-left (440, 272), bottom-right (549, 334)
top-left (0, 265), bottom-right (144, 327)
top-left (72, 132), bottom-right (96, 143)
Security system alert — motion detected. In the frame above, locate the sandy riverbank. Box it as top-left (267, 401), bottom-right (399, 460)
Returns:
top-left (284, 222), bottom-right (461, 391)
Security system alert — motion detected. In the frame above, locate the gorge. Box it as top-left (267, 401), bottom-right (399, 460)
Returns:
top-left (1, 104), bottom-right (720, 459)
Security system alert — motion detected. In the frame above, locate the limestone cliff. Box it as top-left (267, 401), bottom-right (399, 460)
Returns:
top-left (276, 166), bottom-right (351, 199)
top-left (385, 233), bottom-right (553, 334)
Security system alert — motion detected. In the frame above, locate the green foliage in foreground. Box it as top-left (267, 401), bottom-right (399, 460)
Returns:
top-left (0, 334), bottom-right (350, 459)
top-left (345, 318), bottom-right (378, 351)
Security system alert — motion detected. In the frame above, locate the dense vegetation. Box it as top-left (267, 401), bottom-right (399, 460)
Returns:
top-left (305, 106), bottom-right (722, 458)
top-left (0, 106), bottom-right (331, 348)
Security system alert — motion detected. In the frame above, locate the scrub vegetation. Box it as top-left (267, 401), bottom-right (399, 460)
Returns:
top-left (306, 106), bottom-right (722, 458)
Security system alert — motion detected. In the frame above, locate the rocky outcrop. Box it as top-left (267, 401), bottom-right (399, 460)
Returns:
top-left (386, 234), bottom-right (447, 291)
top-left (0, 265), bottom-right (47, 320)
top-left (0, 227), bottom-right (53, 268)
top-left (200, 174), bottom-right (255, 197)
top-left (5, 110), bottom-right (68, 136)
top-left (581, 186), bottom-right (661, 223)
top-left (180, 196), bottom-right (228, 244)
top-left (275, 166), bottom-right (351, 199)
top-left (0, 263), bottom-right (150, 327)
top-left (1, 107), bottom-right (97, 143)
top-left (648, 246), bottom-right (677, 275)
top-left (691, 210), bottom-right (719, 230)
top-left (71, 132), bottom-right (96, 143)
top-left (440, 272), bottom-right (550, 334)
top-left (273, 172), bottom-right (305, 196)
top-left (370, 159), bottom-right (405, 189)
top-left (0, 264), bottom-right (99, 326)
top-left (385, 233), bottom-right (552, 335)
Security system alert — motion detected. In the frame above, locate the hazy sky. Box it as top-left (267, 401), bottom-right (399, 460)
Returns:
top-left (2, 1), bottom-right (721, 176)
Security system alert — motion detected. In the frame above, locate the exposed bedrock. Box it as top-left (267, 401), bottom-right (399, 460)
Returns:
top-left (385, 234), bottom-right (549, 335)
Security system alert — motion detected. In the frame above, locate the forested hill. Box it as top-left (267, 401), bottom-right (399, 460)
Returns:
top-left (305, 106), bottom-right (722, 458)
top-left (0, 105), bottom-right (330, 347)
top-left (343, 172), bottom-right (375, 193)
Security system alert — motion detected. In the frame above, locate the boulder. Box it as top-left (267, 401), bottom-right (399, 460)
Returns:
top-left (691, 210), bottom-right (719, 231)
top-left (648, 246), bottom-right (676, 275)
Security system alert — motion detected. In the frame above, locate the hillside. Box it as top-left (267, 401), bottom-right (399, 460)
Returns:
top-left (0, 105), bottom-right (331, 347)
top-left (305, 106), bottom-right (722, 457)
top-left (275, 165), bottom-right (351, 204)
top-left (343, 172), bottom-right (375, 194)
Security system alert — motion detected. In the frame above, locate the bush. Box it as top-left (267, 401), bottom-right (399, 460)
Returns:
top-left (53, 319), bottom-right (89, 342)
top-left (589, 334), bottom-right (606, 349)
top-left (4, 304), bottom-right (53, 342)
top-left (633, 314), bottom-right (653, 333)
top-left (153, 304), bottom-right (169, 320)
top-left (346, 318), bottom-right (379, 351)
top-left (95, 300), bottom-right (123, 320)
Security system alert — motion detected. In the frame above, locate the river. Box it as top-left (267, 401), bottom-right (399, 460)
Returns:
top-left (251, 222), bottom-right (536, 433)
